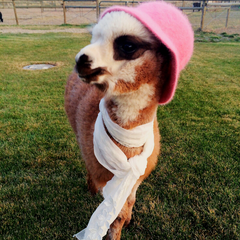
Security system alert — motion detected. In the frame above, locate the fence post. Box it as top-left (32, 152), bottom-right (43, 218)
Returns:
top-left (225, 7), bottom-right (231, 28)
top-left (200, 0), bottom-right (207, 31)
top-left (12, 0), bottom-right (19, 25)
top-left (41, 0), bottom-right (44, 13)
top-left (182, 0), bottom-right (185, 8)
top-left (96, 0), bottom-right (99, 20)
top-left (63, 0), bottom-right (66, 24)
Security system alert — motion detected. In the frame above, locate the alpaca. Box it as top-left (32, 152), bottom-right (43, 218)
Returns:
top-left (65, 2), bottom-right (194, 240)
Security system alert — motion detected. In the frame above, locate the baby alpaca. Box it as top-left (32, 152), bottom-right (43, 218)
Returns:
top-left (65, 2), bottom-right (194, 240)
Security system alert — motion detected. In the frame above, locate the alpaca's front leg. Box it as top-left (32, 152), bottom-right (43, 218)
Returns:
top-left (87, 173), bottom-right (98, 196)
top-left (106, 183), bottom-right (139, 240)
top-left (125, 181), bottom-right (139, 227)
top-left (106, 201), bottom-right (129, 240)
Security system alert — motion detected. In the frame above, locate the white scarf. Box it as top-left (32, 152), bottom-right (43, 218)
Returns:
top-left (74, 98), bottom-right (154, 240)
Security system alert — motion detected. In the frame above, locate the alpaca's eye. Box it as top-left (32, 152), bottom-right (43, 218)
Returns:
top-left (114, 35), bottom-right (150, 60)
top-left (120, 42), bottom-right (137, 54)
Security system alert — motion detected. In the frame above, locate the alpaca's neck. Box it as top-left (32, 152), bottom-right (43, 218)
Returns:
top-left (104, 83), bottom-right (158, 129)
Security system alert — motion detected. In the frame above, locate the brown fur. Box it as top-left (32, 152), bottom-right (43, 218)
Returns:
top-left (65, 36), bottom-right (170, 239)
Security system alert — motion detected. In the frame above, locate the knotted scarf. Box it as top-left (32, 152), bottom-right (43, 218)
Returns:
top-left (74, 98), bottom-right (154, 240)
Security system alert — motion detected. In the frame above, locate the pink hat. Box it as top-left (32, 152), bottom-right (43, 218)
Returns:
top-left (101, 1), bottom-right (194, 104)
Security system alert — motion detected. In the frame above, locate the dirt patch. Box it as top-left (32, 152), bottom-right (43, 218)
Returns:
top-left (0, 27), bottom-right (89, 34)
top-left (0, 8), bottom-right (97, 25)
top-left (213, 27), bottom-right (240, 35)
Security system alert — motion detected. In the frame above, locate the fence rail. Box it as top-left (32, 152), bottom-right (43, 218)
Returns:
top-left (0, 0), bottom-right (240, 32)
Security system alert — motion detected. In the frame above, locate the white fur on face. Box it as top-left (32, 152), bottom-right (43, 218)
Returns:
top-left (75, 11), bottom-right (160, 124)
top-left (75, 11), bottom-right (155, 88)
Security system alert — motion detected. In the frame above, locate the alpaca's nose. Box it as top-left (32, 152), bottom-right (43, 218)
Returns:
top-left (75, 54), bottom-right (92, 72)
top-left (75, 53), bottom-right (91, 78)
top-left (75, 53), bottom-right (90, 65)
top-left (75, 53), bottom-right (105, 84)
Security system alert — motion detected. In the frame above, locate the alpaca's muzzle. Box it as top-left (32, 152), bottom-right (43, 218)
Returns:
top-left (75, 53), bottom-right (106, 84)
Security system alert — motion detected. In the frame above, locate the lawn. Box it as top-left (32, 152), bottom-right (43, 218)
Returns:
top-left (0, 31), bottom-right (239, 240)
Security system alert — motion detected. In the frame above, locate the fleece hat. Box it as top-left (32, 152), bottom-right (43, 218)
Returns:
top-left (101, 1), bottom-right (194, 105)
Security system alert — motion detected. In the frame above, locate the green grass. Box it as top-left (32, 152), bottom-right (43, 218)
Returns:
top-left (0, 32), bottom-right (239, 240)
top-left (195, 31), bottom-right (240, 42)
